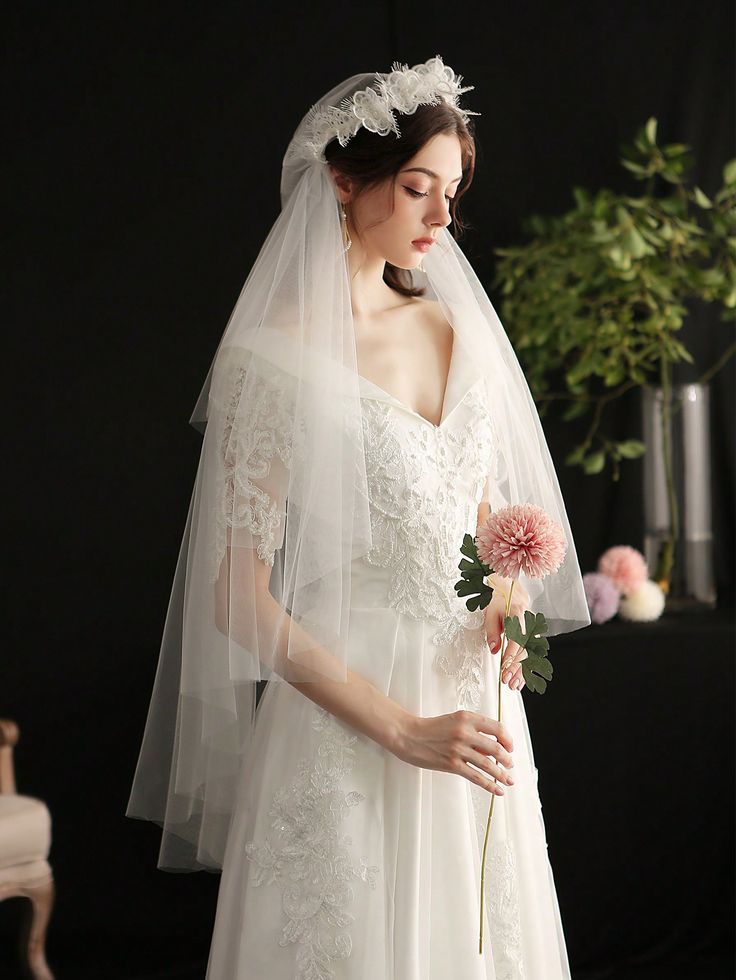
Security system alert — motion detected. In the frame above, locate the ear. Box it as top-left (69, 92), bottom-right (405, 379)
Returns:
top-left (328, 164), bottom-right (353, 205)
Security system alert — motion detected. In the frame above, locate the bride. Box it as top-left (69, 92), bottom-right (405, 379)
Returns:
top-left (126, 55), bottom-right (590, 978)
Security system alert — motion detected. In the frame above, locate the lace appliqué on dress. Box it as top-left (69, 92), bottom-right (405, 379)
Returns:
top-left (485, 840), bottom-right (525, 979)
top-left (244, 707), bottom-right (380, 980)
top-left (209, 351), bottom-right (301, 582)
top-left (470, 788), bottom-right (526, 978)
top-left (432, 619), bottom-right (490, 711)
top-left (360, 387), bottom-right (497, 710)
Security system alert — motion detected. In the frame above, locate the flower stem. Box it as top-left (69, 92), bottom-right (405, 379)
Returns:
top-left (479, 581), bottom-right (514, 955)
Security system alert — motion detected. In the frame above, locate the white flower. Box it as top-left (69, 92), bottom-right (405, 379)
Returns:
top-left (298, 54), bottom-right (480, 162)
top-left (618, 580), bottom-right (666, 622)
top-left (381, 67), bottom-right (425, 115)
top-left (351, 88), bottom-right (398, 138)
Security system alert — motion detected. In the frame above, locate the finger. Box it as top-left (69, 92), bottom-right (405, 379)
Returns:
top-left (501, 640), bottom-right (520, 673)
top-left (502, 648), bottom-right (526, 685)
top-left (477, 717), bottom-right (513, 753)
top-left (492, 608), bottom-right (505, 640)
top-left (502, 640), bottom-right (529, 670)
top-left (466, 748), bottom-right (515, 787)
top-left (462, 759), bottom-right (506, 796)
top-left (504, 650), bottom-right (529, 681)
top-left (485, 618), bottom-right (502, 653)
top-left (510, 604), bottom-right (529, 623)
top-left (472, 731), bottom-right (514, 770)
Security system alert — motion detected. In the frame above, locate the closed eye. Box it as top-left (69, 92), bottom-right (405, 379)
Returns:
top-left (404, 186), bottom-right (453, 205)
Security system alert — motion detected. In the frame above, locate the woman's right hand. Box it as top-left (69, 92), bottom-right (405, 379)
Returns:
top-left (391, 710), bottom-right (515, 796)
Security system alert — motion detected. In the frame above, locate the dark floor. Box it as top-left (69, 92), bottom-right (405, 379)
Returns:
top-left (1, 951), bottom-right (732, 979)
top-left (574, 957), bottom-right (733, 980)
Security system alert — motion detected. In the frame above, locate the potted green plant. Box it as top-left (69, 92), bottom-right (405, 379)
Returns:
top-left (492, 117), bottom-right (735, 597)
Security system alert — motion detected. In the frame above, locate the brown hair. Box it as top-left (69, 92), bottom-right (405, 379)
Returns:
top-left (324, 101), bottom-right (477, 298)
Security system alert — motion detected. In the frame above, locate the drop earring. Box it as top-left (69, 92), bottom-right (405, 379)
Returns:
top-left (341, 204), bottom-right (352, 252)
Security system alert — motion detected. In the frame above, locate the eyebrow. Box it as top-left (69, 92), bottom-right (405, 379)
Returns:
top-left (400, 167), bottom-right (463, 183)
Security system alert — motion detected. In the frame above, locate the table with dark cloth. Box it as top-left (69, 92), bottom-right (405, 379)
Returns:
top-left (522, 599), bottom-right (735, 975)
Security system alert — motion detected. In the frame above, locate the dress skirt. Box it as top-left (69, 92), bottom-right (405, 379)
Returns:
top-left (205, 555), bottom-right (571, 980)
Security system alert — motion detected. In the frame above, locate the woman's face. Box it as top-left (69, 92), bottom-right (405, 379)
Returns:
top-left (345, 131), bottom-right (464, 270)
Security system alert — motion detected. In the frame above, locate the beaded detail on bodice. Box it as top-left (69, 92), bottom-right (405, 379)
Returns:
top-left (358, 380), bottom-right (499, 710)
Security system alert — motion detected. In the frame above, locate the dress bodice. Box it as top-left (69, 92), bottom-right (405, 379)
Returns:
top-left (353, 376), bottom-right (500, 709)
top-left (355, 326), bottom-right (499, 584)
top-left (356, 376), bottom-right (496, 608)
top-left (210, 337), bottom-right (503, 708)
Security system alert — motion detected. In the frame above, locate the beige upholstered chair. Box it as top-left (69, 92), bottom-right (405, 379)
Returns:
top-left (0, 719), bottom-right (54, 980)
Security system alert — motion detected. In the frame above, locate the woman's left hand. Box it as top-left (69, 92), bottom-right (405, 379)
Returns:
top-left (484, 591), bottom-right (529, 691)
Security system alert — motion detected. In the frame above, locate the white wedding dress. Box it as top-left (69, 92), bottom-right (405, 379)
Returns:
top-left (205, 336), bottom-right (572, 979)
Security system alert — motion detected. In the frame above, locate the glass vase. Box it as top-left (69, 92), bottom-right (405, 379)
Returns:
top-left (641, 382), bottom-right (716, 610)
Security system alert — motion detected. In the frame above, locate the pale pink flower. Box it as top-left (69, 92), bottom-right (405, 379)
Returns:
top-left (476, 503), bottom-right (567, 580)
top-left (597, 544), bottom-right (648, 596)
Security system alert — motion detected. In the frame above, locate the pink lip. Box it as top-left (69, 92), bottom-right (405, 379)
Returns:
top-left (412, 239), bottom-right (435, 251)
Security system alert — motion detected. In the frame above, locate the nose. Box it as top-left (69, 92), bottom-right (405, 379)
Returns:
top-left (426, 195), bottom-right (452, 229)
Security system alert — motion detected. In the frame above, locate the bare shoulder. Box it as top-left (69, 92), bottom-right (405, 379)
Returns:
top-left (414, 295), bottom-right (449, 319)
top-left (408, 296), bottom-right (453, 342)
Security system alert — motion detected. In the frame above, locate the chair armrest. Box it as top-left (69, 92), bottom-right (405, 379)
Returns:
top-left (0, 718), bottom-right (19, 794)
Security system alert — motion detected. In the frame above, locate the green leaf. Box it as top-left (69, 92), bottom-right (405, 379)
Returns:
top-left (572, 187), bottom-right (590, 209)
top-left (693, 185), bottom-right (713, 209)
top-left (503, 610), bottom-right (554, 695)
top-left (453, 534), bottom-right (494, 612)
top-left (603, 365), bottom-right (628, 386)
top-left (645, 117), bottom-right (658, 145)
top-left (616, 439), bottom-right (646, 458)
top-left (561, 399), bottom-right (590, 421)
top-left (522, 653), bottom-right (554, 694)
top-left (583, 451), bottom-right (606, 474)
top-left (724, 159), bottom-right (736, 186)
top-left (565, 444), bottom-right (587, 465)
top-left (622, 225), bottom-right (653, 258)
top-left (459, 533), bottom-right (480, 560)
top-left (620, 159), bottom-right (649, 177)
top-left (663, 143), bottom-right (691, 157)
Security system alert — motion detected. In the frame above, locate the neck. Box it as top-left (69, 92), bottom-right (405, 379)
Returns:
top-left (344, 240), bottom-right (411, 320)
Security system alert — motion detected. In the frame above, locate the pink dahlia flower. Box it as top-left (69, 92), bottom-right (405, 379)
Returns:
top-left (476, 503), bottom-right (567, 581)
top-left (597, 545), bottom-right (648, 596)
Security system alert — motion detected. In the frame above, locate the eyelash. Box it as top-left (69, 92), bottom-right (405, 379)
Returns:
top-left (404, 186), bottom-right (454, 206)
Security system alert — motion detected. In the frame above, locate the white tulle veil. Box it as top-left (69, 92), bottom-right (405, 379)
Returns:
top-left (125, 56), bottom-right (591, 872)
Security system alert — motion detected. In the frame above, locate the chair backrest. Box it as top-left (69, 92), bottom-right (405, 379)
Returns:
top-left (0, 719), bottom-right (19, 795)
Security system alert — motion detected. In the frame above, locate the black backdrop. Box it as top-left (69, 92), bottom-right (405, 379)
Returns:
top-left (4, 2), bottom-right (734, 977)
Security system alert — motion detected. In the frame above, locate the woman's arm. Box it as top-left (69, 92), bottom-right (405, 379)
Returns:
top-left (216, 547), bottom-right (414, 755)
top-left (285, 586), bottom-right (515, 795)
top-left (216, 540), bottom-right (516, 793)
top-left (273, 598), bottom-right (414, 754)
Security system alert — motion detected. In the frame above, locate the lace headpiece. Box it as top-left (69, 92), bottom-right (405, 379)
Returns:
top-left (297, 55), bottom-right (481, 163)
